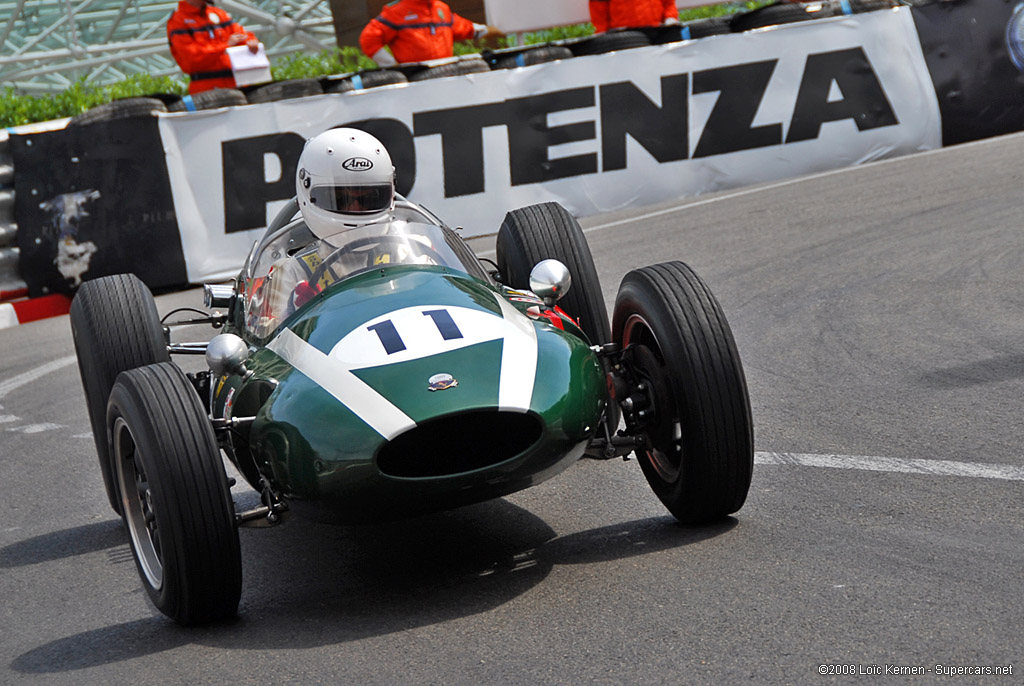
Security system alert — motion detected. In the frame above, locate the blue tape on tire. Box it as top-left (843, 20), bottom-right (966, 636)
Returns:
top-left (515, 53), bottom-right (525, 68)
top-left (183, 95), bottom-right (196, 113)
top-left (681, 26), bottom-right (691, 40)
top-left (352, 75), bottom-right (364, 90)
top-left (840, 0), bottom-right (852, 14)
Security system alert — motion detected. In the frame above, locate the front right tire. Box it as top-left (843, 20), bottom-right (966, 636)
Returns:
top-left (612, 262), bottom-right (753, 523)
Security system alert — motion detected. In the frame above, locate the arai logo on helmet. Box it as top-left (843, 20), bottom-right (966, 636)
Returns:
top-left (1008, 3), bottom-right (1024, 71)
top-left (342, 157), bottom-right (374, 172)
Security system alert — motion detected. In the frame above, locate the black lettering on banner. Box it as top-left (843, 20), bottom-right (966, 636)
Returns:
top-left (506, 88), bottom-right (598, 186)
top-left (343, 118), bottom-right (417, 196)
top-left (413, 102), bottom-right (506, 198)
top-left (222, 132), bottom-right (304, 233)
top-left (599, 74), bottom-right (689, 171)
top-left (367, 320), bottom-right (407, 355)
top-left (692, 60), bottom-right (782, 158)
top-left (786, 47), bottom-right (899, 143)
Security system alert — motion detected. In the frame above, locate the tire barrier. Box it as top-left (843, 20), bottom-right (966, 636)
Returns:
top-left (323, 69), bottom-right (408, 94)
top-left (568, 29), bottom-right (651, 56)
top-left (67, 97), bottom-right (168, 127)
top-left (488, 45), bottom-right (575, 70)
top-left (246, 78), bottom-right (324, 103)
top-left (407, 56), bottom-right (492, 82)
top-left (0, 129), bottom-right (23, 298)
top-left (680, 16), bottom-right (734, 39)
top-left (167, 88), bottom-right (248, 113)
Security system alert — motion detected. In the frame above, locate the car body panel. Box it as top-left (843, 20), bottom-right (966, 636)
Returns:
top-left (213, 263), bottom-right (607, 523)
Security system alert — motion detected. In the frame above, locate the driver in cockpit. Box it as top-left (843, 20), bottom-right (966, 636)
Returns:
top-left (288, 127), bottom-right (398, 304)
top-left (252, 127), bottom-right (445, 333)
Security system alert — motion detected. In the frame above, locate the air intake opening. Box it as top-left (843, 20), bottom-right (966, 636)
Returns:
top-left (377, 410), bottom-right (543, 478)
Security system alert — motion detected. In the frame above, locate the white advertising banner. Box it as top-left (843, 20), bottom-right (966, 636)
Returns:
top-left (159, 8), bottom-right (940, 283)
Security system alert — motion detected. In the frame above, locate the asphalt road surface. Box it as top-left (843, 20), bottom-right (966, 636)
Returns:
top-left (2, 132), bottom-right (1022, 685)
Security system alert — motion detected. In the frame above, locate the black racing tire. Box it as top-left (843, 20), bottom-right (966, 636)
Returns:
top-left (167, 88), bottom-right (248, 112)
top-left (70, 274), bottom-right (170, 515)
top-left (408, 56), bottom-right (491, 82)
top-left (68, 97), bottom-right (167, 127)
top-left (681, 16), bottom-right (733, 39)
top-left (491, 45), bottom-right (574, 70)
top-left (569, 30), bottom-right (651, 56)
top-left (496, 202), bottom-right (611, 347)
top-left (729, 2), bottom-right (830, 32)
top-left (612, 262), bottom-right (753, 524)
top-left (246, 78), bottom-right (323, 103)
top-left (324, 69), bottom-right (408, 93)
top-left (108, 363), bottom-right (241, 625)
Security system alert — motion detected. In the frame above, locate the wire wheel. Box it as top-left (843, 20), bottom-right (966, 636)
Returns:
top-left (113, 416), bottom-right (163, 590)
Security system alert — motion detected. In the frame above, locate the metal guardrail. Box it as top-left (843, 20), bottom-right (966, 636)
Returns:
top-left (0, 129), bottom-right (26, 297)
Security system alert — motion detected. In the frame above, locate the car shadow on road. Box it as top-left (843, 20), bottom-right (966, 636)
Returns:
top-left (11, 501), bottom-right (736, 674)
top-left (0, 518), bottom-right (123, 568)
top-left (916, 353), bottom-right (1024, 389)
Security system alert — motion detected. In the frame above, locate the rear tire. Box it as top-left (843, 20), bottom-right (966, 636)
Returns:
top-left (612, 262), bottom-right (753, 523)
top-left (108, 363), bottom-right (241, 626)
top-left (70, 274), bottom-right (169, 514)
top-left (496, 202), bottom-right (611, 347)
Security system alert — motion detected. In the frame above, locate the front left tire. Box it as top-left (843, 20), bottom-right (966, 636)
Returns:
top-left (108, 362), bottom-right (242, 625)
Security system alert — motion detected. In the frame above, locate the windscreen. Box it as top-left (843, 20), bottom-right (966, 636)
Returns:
top-left (243, 220), bottom-right (487, 338)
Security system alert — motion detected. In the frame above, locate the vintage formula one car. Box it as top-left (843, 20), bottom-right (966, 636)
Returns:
top-left (70, 197), bottom-right (753, 625)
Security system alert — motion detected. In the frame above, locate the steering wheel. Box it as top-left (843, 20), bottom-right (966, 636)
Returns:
top-left (307, 234), bottom-right (447, 290)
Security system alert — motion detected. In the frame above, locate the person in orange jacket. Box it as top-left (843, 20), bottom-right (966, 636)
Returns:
top-left (167, 0), bottom-right (259, 94)
top-left (589, 0), bottom-right (680, 33)
top-left (359, 0), bottom-right (500, 66)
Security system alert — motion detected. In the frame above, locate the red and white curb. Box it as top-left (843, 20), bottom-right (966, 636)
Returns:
top-left (0, 294), bottom-right (72, 329)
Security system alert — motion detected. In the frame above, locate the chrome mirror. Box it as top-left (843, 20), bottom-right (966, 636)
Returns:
top-left (206, 333), bottom-right (250, 377)
top-left (529, 259), bottom-right (572, 306)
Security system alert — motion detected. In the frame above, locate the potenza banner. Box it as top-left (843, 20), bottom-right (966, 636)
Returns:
top-left (159, 7), bottom-right (940, 283)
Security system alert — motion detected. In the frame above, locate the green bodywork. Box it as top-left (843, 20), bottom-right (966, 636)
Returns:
top-left (214, 264), bottom-right (608, 523)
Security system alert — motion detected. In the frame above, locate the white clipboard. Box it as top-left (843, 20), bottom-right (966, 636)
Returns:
top-left (227, 43), bottom-right (272, 87)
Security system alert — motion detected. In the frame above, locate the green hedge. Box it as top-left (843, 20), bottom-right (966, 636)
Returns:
top-left (0, 3), bottom-right (765, 129)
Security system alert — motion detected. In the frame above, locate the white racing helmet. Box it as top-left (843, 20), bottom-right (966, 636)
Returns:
top-left (296, 128), bottom-right (395, 239)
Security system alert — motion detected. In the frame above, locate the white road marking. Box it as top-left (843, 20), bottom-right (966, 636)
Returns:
top-left (0, 414), bottom-right (20, 423)
top-left (755, 452), bottom-right (1024, 481)
top-left (8, 423), bottom-right (65, 434)
top-left (0, 356), bottom-right (77, 398)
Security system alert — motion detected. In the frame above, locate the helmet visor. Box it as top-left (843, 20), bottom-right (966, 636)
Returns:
top-left (309, 183), bottom-right (393, 215)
